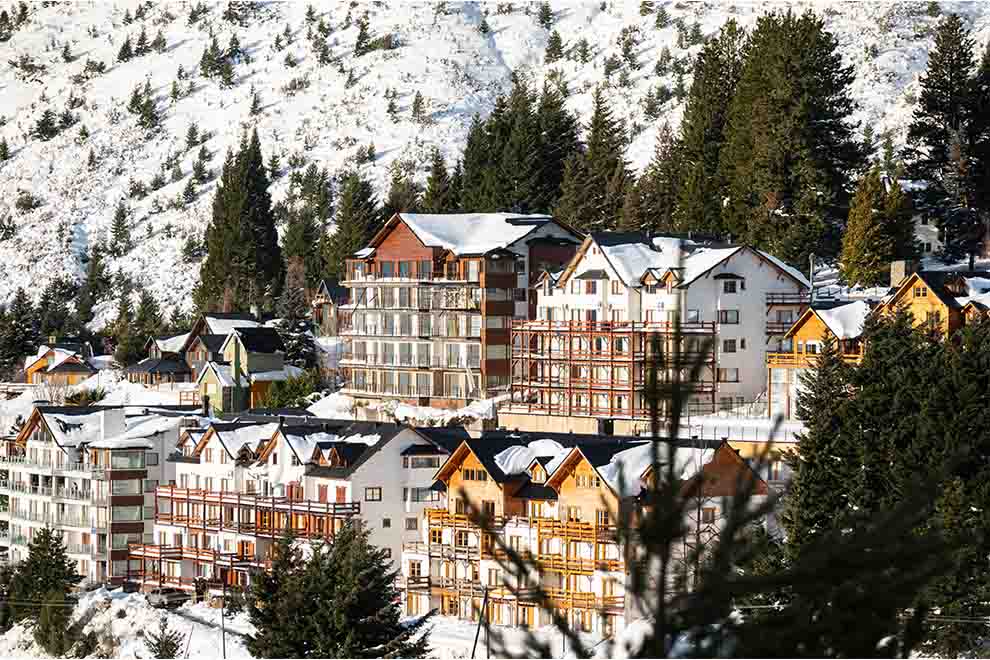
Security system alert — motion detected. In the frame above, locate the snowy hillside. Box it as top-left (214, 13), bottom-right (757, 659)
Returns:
top-left (1, 1), bottom-right (989, 326)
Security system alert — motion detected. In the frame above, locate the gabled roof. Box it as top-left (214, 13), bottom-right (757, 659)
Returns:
top-left (220, 327), bottom-right (286, 355)
top-left (363, 212), bottom-right (575, 258)
top-left (203, 313), bottom-right (260, 336)
top-left (189, 334), bottom-right (226, 354)
top-left (886, 270), bottom-right (990, 312)
top-left (124, 357), bottom-right (191, 375)
top-left (196, 361), bottom-right (238, 387)
top-left (314, 278), bottom-right (348, 304)
top-left (785, 300), bottom-right (872, 341)
top-left (300, 422), bottom-right (409, 478)
top-left (194, 422), bottom-right (279, 459)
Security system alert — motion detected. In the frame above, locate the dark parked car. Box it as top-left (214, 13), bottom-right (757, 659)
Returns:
top-left (146, 587), bottom-right (191, 609)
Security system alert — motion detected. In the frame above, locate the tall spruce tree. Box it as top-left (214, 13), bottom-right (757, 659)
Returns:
top-left (782, 335), bottom-right (857, 558)
top-left (196, 130), bottom-right (282, 311)
top-left (247, 533), bottom-right (306, 658)
top-left (421, 148), bottom-right (454, 213)
top-left (145, 613), bottom-right (185, 658)
top-left (840, 168), bottom-right (897, 286)
top-left (110, 201), bottom-right (131, 256)
top-left (555, 87), bottom-right (629, 232)
top-left (282, 208), bottom-right (322, 290)
top-left (459, 115), bottom-right (493, 211)
top-left (907, 14), bottom-right (986, 268)
top-left (113, 288), bottom-right (144, 366)
top-left (382, 162), bottom-right (422, 220)
top-left (276, 258), bottom-right (317, 369)
top-left (0, 288), bottom-right (39, 377)
top-left (321, 170), bottom-right (379, 280)
top-left (717, 10), bottom-right (862, 263)
top-left (134, 289), bottom-right (163, 340)
top-left (8, 527), bottom-right (80, 626)
top-left (75, 243), bottom-right (108, 325)
top-left (534, 82), bottom-right (581, 212)
top-left (675, 19), bottom-right (746, 234)
top-left (634, 122), bottom-right (680, 233)
top-left (496, 78), bottom-right (542, 212)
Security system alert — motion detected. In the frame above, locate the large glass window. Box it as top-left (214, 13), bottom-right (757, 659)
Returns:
top-left (110, 451), bottom-right (145, 469)
top-left (111, 505), bottom-right (143, 521)
top-left (111, 479), bottom-right (141, 495)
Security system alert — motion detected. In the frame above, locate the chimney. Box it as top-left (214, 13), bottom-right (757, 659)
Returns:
top-left (48, 334), bottom-right (57, 345)
top-left (890, 259), bottom-right (918, 287)
top-left (99, 408), bottom-right (126, 441)
top-left (250, 304), bottom-right (260, 321)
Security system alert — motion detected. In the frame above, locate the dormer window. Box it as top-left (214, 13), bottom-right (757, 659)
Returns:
top-left (531, 465), bottom-right (545, 483)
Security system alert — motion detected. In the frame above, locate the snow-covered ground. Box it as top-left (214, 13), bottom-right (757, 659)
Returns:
top-left (0, 588), bottom-right (252, 659)
top-left (2, 1), bottom-right (988, 324)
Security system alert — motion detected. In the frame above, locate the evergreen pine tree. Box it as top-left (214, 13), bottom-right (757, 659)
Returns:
top-left (0, 288), bottom-right (39, 377)
top-left (555, 87), bottom-right (629, 232)
top-left (655, 5), bottom-right (670, 28)
top-left (37, 280), bottom-right (70, 338)
top-left (674, 19), bottom-right (745, 234)
top-left (186, 122), bottom-right (199, 150)
top-left (110, 201), bottom-right (131, 256)
top-left (839, 168), bottom-right (895, 287)
top-left (60, 42), bottom-right (72, 63)
top-left (458, 115), bottom-right (492, 211)
top-left (576, 37), bottom-right (590, 63)
top-left (635, 122), bottom-right (680, 233)
top-left (33, 109), bottom-right (58, 141)
top-left (717, 10), bottom-right (862, 264)
top-left (219, 59), bottom-right (235, 87)
top-left (151, 29), bottom-right (166, 53)
top-left (135, 26), bottom-right (149, 55)
top-left (117, 35), bottom-right (133, 62)
top-left (537, 1), bottom-right (553, 29)
top-left (282, 207), bottom-right (322, 290)
top-left (246, 532), bottom-right (305, 658)
top-left (183, 176), bottom-right (197, 203)
top-left (276, 260), bottom-right (317, 369)
top-left (354, 13), bottom-right (370, 56)
top-left (321, 170), bottom-right (379, 280)
top-left (534, 82), bottom-right (581, 211)
top-left (545, 30), bottom-right (563, 63)
top-left (386, 97), bottom-right (398, 121)
top-left (411, 91), bottom-right (425, 122)
top-left (134, 288), bottom-right (163, 340)
top-left (8, 527), bottom-right (79, 624)
top-left (478, 14), bottom-right (490, 35)
top-left (145, 613), bottom-right (184, 658)
top-left (76, 243), bottom-right (108, 325)
top-left (421, 148), bottom-right (453, 213)
top-left (782, 335), bottom-right (857, 557)
top-left (382, 162), bottom-right (422, 220)
top-left (250, 85), bottom-right (262, 116)
top-left (0, 137), bottom-right (9, 161)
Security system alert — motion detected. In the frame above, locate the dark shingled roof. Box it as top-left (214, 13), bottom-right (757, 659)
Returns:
top-left (412, 426), bottom-right (471, 453)
top-left (514, 482), bottom-right (558, 500)
top-left (123, 357), bottom-right (192, 375)
top-left (232, 327), bottom-right (286, 354)
top-left (302, 422), bottom-right (408, 479)
top-left (194, 334), bottom-right (227, 354)
top-left (575, 269), bottom-right (609, 280)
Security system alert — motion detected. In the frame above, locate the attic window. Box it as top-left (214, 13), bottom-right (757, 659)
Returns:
top-left (463, 468), bottom-right (488, 482)
top-left (914, 286), bottom-right (927, 298)
top-left (531, 465), bottom-right (545, 483)
top-left (271, 453), bottom-right (277, 465)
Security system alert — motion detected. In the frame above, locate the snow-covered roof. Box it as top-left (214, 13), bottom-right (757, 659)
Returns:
top-left (197, 362), bottom-right (238, 387)
top-left (595, 444), bottom-right (714, 497)
top-left (212, 423), bottom-right (279, 457)
top-left (396, 213), bottom-right (553, 256)
top-left (249, 365), bottom-right (304, 383)
top-left (91, 414), bottom-right (183, 449)
top-left (204, 316), bottom-right (259, 336)
top-left (815, 300), bottom-right (871, 339)
top-left (42, 410), bottom-right (105, 447)
top-left (156, 333), bottom-right (189, 354)
top-left (493, 439), bottom-right (567, 476)
top-left (600, 240), bottom-right (676, 286)
top-left (354, 247), bottom-right (375, 258)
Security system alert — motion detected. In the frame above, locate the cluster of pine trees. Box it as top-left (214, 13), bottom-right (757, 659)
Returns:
top-left (784, 311), bottom-right (990, 655)
top-left (246, 523), bottom-right (432, 658)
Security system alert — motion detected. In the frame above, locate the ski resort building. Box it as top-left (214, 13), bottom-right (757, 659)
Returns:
top-left (129, 419), bottom-right (464, 595)
top-left (401, 432), bottom-right (770, 636)
top-left (502, 233), bottom-right (810, 435)
top-left (0, 405), bottom-right (195, 584)
top-left (766, 300), bottom-right (872, 419)
top-left (339, 213), bottom-right (581, 409)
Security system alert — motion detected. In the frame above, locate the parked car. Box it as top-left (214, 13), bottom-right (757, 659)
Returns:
top-left (146, 587), bottom-right (190, 609)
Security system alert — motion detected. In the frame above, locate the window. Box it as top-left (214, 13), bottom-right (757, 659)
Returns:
top-left (111, 505), bottom-right (143, 521)
top-left (585, 280), bottom-right (597, 294)
top-left (204, 448), bottom-right (213, 463)
top-left (740, 338), bottom-right (746, 350)
top-left (144, 505), bottom-right (154, 519)
top-left (611, 280), bottom-right (621, 294)
top-left (718, 368), bottom-right (740, 383)
top-left (531, 465), bottom-right (546, 483)
top-left (382, 518), bottom-right (391, 528)
top-left (488, 568), bottom-right (501, 586)
top-left (482, 500), bottom-right (495, 519)
top-left (406, 517), bottom-right (419, 531)
top-left (144, 479), bottom-right (158, 493)
top-left (271, 453), bottom-right (277, 465)
top-left (220, 451), bottom-right (228, 464)
top-left (365, 487), bottom-right (382, 501)
top-left (722, 339), bottom-right (736, 353)
top-left (718, 309), bottom-right (739, 324)
top-left (596, 509), bottom-right (610, 526)
top-left (914, 286), bottom-right (928, 298)
top-left (380, 262), bottom-right (394, 278)
top-left (399, 261), bottom-right (412, 278)
top-left (111, 479), bottom-right (141, 495)
top-left (723, 280), bottom-right (737, 294)
top-left (566, 506), bottom-right (581, 522)
top-left (686, 309), bottom-right (700, 323)
top-left (291, 455), bottom-right (300, 467)
top-left (455, 530), bottom-right (469, 547)
top-left (462, 468), bottom-right (488, 482)
top-left (111, 451), bottom-right (144, 469)
top-left (702, 507), bottom-right (716, 524)
top-left (575, 474), bottom-right (601, 489)
top-left (719, 396), bottom-right (733, 412)
top-left (409, 560), bottom-right (422, 578)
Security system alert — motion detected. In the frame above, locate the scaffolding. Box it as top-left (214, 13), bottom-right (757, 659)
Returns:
top-left (509, 320), bottom-right (718, 418)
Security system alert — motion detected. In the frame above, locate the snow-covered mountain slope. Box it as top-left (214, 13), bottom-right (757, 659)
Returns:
top-left (1, 1), bottom-right (988, 327)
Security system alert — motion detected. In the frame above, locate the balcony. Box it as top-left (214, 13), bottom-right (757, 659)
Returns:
top-left (765, 292), bottom-right (812, 306)
top-left (765, 320), bottom-right (794, 335)
top-left (766, 351), bottom-right (863, 368)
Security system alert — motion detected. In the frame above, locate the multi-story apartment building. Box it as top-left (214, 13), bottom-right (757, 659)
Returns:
top-left (503, 233), bottom-right (810, 434)
top-left (339, 212), bottom-right (580, 408)
top-left (129, 419), bottom-right (464, 594)
top-left (0, 405), bottom-right (194, 584)
top-left (401, 431), bottom-right (769, 637)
